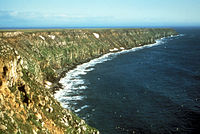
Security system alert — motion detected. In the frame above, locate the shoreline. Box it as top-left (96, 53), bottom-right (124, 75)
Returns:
top-left (53, 34), bottom-right (181, 108)
top-left (0, 28), bottom-right (178, 133)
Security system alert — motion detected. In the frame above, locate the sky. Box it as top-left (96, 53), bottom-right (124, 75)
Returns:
top-left (0, 0), bottom-right (200, 28)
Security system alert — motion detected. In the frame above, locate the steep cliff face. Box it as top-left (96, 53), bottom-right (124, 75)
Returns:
top-left (0, 42), bottom-right (99, 134)
top-left (0, 28), bottom-right (177, 133)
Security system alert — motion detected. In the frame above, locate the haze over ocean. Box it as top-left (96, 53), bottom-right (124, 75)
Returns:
top-left (0, 0), bottom-right (200, 28)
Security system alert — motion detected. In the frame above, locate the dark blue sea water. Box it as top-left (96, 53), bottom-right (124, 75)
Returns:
top-left (55, 28), bottom-right (200, 134)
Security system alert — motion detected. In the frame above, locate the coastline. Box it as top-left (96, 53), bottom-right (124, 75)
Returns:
top-left (0, 28), bottom-right (178, 133)
top-left (52, 32), bottom-right (180, 94)
top-left (54, 34), bottom-right (181, 111)
top-left (55, 29), bottom-right (200, 134)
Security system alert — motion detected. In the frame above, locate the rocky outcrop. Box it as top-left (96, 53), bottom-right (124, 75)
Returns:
top-left (0, 45), bottom-right (98, 134)
top-left (0, 28), bottom-right (177, 133)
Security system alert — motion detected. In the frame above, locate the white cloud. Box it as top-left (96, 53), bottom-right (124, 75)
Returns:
top-left (0, 10), bottom-right (103, 20)
top-left (0, 10), bottom-right (117, 27)
top-left (9, 11), bottom-right (19, 16)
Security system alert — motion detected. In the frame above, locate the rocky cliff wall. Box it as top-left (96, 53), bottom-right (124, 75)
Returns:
top-left (0, 28), bottom-right (177, 133)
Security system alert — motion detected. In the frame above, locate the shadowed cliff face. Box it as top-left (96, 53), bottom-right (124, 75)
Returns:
top-left (0, 28), bottom-right (177, 133)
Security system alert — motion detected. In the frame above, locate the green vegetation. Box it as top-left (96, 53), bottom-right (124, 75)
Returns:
top-left (0, 28), bottom-right (177, 133)
top-left (2, 28), bottom-right (177, 82)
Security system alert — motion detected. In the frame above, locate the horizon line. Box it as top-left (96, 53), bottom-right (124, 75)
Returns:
top-left (1, 25), bottom-right (200, 30)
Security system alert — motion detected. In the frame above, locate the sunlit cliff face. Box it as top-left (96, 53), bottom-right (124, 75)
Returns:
top-left (0, 29), bottom-right (176, 133)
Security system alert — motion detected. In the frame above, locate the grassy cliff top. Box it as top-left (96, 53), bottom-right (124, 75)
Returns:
top-left (0, 28), bottom-right (177, 133)
top-left (0, 27), bottom-right (175, 32)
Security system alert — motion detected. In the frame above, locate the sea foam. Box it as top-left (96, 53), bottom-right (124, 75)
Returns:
top-left (54, 34), bottom-right (183, 112)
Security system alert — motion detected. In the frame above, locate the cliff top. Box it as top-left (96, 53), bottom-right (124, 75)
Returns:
top-left (0, 28), bottom-right (177, 134)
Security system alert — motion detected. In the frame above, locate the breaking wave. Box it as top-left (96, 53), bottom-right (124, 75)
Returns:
top-left (54, 34), bottom-right (182, 113)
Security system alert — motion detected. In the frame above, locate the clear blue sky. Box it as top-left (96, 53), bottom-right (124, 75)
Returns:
top-left (0, 0), bottom-right (200, 28)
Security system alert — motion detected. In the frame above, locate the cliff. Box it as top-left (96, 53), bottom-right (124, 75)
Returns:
top-left (0, 28), bottom-right (177, 133)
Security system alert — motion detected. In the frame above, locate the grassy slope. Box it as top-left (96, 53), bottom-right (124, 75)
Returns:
top-left (0, 28), bottom-right (177, 133)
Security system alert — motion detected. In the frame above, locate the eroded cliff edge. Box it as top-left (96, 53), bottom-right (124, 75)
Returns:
top-left (0, 28), bottom-right (177, 133)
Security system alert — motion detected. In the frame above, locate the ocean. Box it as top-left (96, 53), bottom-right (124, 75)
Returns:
top-left (55, 27), bottom-right (200, 134)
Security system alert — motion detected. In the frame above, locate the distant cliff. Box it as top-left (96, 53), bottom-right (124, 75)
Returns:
top-left (0, 28), bottom-right (177, 133)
